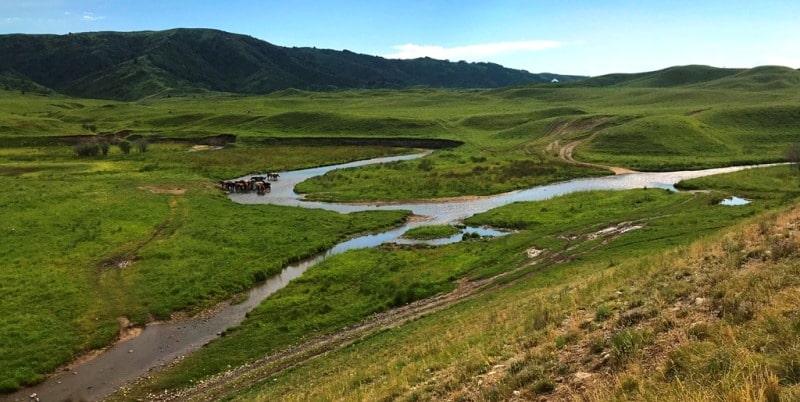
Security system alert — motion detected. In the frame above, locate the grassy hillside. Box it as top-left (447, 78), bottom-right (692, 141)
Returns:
top-left (698, 65), bottom-right (800, 90)
top-left (0, 29), bottom-right (583, 100)
top-left (572, 65), bottom-right (744, 88)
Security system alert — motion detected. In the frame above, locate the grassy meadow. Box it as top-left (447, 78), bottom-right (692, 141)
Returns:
top-left (0, 142), bottom-right (409, 391)
top-left (2, 68), bottom-right (800, 399)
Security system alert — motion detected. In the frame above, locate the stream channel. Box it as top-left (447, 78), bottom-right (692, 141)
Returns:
top-left (4, 153), bottom-right (768, 402)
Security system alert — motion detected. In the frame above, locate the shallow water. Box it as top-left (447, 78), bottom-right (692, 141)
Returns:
top-left (232, 155), bottom-right (768, 224)
top-left (3, 155), bottom-right (772, 402)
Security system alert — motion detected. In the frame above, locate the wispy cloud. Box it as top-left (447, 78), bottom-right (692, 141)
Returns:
top-left (3, 17), bottom-right (22, 23)
top-left (81, 12), bottom-right (104, 22)
top-left (384, 40), bottom-right (575, 61)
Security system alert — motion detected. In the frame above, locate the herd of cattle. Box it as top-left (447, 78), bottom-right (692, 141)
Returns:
top-left (219, 173), bottom-right (280, 195)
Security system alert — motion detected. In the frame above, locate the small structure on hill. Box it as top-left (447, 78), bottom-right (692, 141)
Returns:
top-left (551, 78), bottom-right (559, 83)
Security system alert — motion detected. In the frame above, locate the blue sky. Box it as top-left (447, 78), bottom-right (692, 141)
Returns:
top-left (1, 0), bottom-right (799, 76)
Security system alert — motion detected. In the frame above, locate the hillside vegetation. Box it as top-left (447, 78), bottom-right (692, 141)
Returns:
top-left (0, 29), bottom-right (582, 100)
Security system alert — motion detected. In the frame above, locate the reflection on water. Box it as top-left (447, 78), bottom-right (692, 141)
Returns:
top-left (394, 226), bottom-right (510, 246)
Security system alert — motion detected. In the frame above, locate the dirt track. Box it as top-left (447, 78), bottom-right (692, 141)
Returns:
top-left (552, 139), bottom-right (637, 175)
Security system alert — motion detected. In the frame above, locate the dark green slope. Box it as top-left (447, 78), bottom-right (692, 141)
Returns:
top-left (0, 28), bottom-right (583, 100)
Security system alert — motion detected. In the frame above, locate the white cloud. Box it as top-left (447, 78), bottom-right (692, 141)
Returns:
top-left (3, 17), bottom-right (22, 23)
top-left (384, 40), bottom-right (573, 61)
top-left (81, 12), bottom-right (104, 22)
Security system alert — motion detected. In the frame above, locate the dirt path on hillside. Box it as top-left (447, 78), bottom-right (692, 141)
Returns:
top-left (540, 115), bottom-right (636, 175)
top-left (115, 222), bottom-right (646, 401)
top-left (552, 139), bottom-right (637, 175)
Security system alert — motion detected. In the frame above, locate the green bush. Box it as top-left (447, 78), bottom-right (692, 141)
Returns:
top-left (74, 141), bottom-right (100, 157)
top-left (99, 141), bottom-right (110, 156)
top-left (135, 138), bottom-right (149, 153)
top-left (118, 140), bottom-right (132, 154)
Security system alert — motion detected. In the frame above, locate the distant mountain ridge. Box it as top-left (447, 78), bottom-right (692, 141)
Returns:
top-left (0, 28), bottom-right (584, 100)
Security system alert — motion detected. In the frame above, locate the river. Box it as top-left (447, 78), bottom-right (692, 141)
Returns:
top-left (2, 154), bottom-right (768, 402)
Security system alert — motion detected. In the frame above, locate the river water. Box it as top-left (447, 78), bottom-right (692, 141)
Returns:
top-left (2, 154), bottom-right (769, 402)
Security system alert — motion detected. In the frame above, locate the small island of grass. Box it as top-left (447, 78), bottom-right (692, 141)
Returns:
top-left (402, 225), bottom-right (462, 240)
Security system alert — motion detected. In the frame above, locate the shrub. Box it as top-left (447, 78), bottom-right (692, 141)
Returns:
top-left (595, 304), bottom-right (613, 322)
top-left (99, 141), bottom-right (110, 156)
top-left (532, 379), bottom-right (555, 394)
top-left (418, 158), bottom-right (434, 171)
top-left (74, 142), bottom-right (100, 157)
top-left (118, 140), bottom-right (132, 155)
top-left (555, 331), bottom-right (579, 349)
top-left (610, 328), bottom-right (652, 361)
top-left (135, 139), bottom-right (149, 153)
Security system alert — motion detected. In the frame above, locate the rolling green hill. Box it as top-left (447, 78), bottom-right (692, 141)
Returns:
top-left (697, 65), bottom-right (800, 90)
top-left (573, 65), bottom-right (744, 87)
top-left (569, 64), bottom-right (800, 90)
top-left (0, 28), bottom-right (583, 101)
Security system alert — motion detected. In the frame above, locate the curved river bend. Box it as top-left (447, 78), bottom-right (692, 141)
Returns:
top-left (3, 154), bottom-right (768, 402)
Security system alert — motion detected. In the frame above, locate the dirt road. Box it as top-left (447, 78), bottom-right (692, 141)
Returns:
top-left (552, 139), bottom-right (637, 174)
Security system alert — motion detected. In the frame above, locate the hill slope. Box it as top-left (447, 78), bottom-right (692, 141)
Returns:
top-left (572, 64), bottom-right (800, 90)
top-left (0, 28), bottom-right (583, 101)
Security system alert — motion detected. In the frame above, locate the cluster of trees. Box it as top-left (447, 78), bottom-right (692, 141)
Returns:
top-left (74, 138), bottom-right (148, 157)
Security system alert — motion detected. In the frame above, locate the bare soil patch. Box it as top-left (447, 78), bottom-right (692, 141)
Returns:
top-left (138, 185), bottom-right (186, 195)
top-left (558, 139), bottom-right (637, 175)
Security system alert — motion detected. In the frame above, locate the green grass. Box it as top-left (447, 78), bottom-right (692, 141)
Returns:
top-left (0, 143), bottom-right (409, 391)
top-left (295, 150), bottom-right (609, 201)
top-left (677, 165), bottom-right (800, 201)
top-left (402, 225), bottom-right (462, 240)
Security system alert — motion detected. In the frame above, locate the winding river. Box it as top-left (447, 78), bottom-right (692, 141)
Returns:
top-left (3, 153), bottom-right (768, 402)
